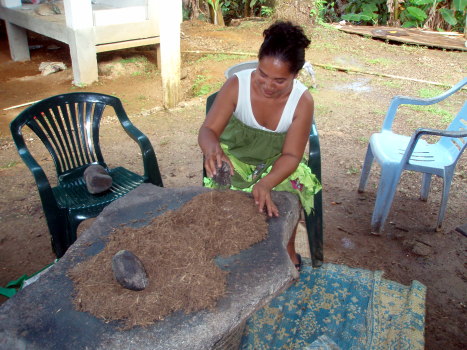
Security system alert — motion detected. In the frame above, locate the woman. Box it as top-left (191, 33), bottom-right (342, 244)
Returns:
top-left (198, 21), bottom-right (321, 270)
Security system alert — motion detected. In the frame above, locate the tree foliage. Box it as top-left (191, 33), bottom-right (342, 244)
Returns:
top-left (328, 0), bottom-right (467, 32)
top-left (183, 0), bottom-right (466, 33)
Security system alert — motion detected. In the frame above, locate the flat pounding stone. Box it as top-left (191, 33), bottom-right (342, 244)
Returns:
top-left (0, 184), bottom-right (300, 350)
top-left (112, 250), bottom-right (149, 291)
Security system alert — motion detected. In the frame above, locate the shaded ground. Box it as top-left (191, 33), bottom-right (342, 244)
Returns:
top-left (0, 19), bottom-right (466, 349)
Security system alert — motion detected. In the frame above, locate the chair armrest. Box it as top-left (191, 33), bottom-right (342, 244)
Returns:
top-left (115, 111), bottom-right (163, 187)
top-left (15, 140), bottom-right (59, 213)
top-left (382, 77), bottom-right (467, 131)
top-left (413, 128), bottom-right (467, 139)
top-left (401, 127), bottom-right (467, 165)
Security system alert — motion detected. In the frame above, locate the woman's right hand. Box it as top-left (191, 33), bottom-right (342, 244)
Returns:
top-left (203, 141), bottom-right (234, 178)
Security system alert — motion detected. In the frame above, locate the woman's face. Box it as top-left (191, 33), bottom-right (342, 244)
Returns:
top-left (254, 56), bottom-right (296, 99)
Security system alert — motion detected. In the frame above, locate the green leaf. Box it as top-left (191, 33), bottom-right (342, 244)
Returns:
top-left (453, 0), bottom-right (467, 11)
top-left (362, 3), bottom-right (378, 13)
top-left (439, 8), bottom-right (458, 25)
top-left (406, 6), bottom-right (428, 21)
top-left (342, 13), bottom-right (372, 22)
top-left (402, 20), bottom-right (418, 28)
top-left (412, 0), bottom-right (435, 5)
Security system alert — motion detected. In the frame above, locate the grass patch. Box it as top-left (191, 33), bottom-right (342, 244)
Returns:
top-left (346, 165), bottom-right (359, 175)
top-left (408, 105), bottom-right (454, 124)
top-left (418, 87), bottom-right (445, 99)
top-left (380, 80), bottom-right (402, 89)
top-left (357, 136), bottom-right (369, 144)
top-left (192, 75), bottom-right (222, 97)
top-left (366, 57), bottom-right (392, 66)
top-left (196, 54), bottom-right (251, 63)
top-left (310, 42), bottom-right (340, 51)
top-left (321, 64), bottom-right (338, 71)
top-left (1, 161), bottom-right (18, 169)
top-left (120, 56), bottom-right (149, 65)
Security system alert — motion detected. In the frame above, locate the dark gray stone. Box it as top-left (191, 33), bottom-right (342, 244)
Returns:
top-left (0, 184), bottom-right (300, 350)
top-left (212, 161), bottom-right (231, 188)
top-left (112, 250), bottom-right (149, 291)
top-left (84, 164), bottom-right (112, 194)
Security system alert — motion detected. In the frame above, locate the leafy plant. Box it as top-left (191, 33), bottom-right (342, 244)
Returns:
top-left (400, 1), bottom-right (430, 28)
top-left (206, 0), bottom-right (224, 25)
top-left (334, 0), bottom-right (466, 31)
top-left (341, 0), bottom-right (388, 24)
top-left (260, 5), bottom-right (273, 17)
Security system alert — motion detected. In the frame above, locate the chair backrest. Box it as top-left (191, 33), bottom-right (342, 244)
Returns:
top-left (10, 93), bottom-right (122, 181)
top-left (224, 60), bottom-right (258, 79)
top-left (439, 101), bottom-right (467, 158)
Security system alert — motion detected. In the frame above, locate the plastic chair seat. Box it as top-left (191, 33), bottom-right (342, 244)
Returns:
top-left (53, 167), bottom-right (144, 209)
top-left (371, 132), bottom-right (457, 174)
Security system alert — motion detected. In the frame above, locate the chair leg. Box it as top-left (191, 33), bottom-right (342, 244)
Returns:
top-left (43, 211), bottom-right (69, 258)
top-left (305, 190), bottom-right (323, 267)
top-left (371, 165), bottom-right (402, 234)
top-left (67, 216), bottom-right (83, 248)
top-left (48, 225), bottom-right (68, 259)
top-left (436, 174), bottom-right (453, 231)
top-left (420, 173), bottom-right (432, 201)
top-left (358, 144), bottom-right (374, 193)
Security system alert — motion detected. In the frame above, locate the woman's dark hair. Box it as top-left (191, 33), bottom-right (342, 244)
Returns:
top-left (258, 21), bottom-right (311, 74)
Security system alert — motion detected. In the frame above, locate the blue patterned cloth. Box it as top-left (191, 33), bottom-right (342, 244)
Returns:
top-left (241, 262), bottom-right (426, 350)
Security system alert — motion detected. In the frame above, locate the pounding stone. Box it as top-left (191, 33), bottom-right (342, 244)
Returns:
top-left (0, 185), bottom-right (300, 350)
top-left (112, 250), bottom-right (149, 291)
top-left (84, 164), bottom-right (112, 194)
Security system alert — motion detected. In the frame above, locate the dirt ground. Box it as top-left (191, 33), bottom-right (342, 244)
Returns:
top-left (0, 19), bottom-right (466, 349)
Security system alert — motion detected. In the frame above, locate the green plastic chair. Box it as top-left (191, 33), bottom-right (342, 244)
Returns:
top-left (205, 92), bottom-right (323, 267)
top-left (10, 92), bottom-right (163, 258)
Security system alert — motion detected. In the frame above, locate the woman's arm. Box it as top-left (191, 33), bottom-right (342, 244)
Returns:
top-left (253, 91), bottom-right (314, 217)
top-left (198, 77), bottom-right (238, 177)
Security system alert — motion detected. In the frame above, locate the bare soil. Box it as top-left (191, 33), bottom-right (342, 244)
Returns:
top-left (0, 19), bottom-right (466, 349)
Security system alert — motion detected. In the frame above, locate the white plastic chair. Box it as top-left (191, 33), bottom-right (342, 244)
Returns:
top-left (358, 77), bottom-right (467, 233)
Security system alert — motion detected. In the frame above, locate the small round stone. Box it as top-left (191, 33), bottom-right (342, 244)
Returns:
top-left (112, 250), bottom-right (149, 291)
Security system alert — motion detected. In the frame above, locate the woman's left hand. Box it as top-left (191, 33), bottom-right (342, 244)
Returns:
top-left (252, 179), bottom-right (279, 217)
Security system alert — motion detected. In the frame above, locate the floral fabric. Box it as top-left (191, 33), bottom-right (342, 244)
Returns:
top-left (240, 262), bottom-right (426, 350)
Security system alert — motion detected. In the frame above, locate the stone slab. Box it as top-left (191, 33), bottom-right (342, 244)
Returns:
top-left (0, 184), bottom-right (300, 350)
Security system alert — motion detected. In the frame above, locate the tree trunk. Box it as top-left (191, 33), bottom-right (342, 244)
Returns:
top-left (244, 1), bottom-right (251, 17)
top-left (207, 1), bottom-right (225, 26)
top-left (273, 0), bottom-right (316, 26)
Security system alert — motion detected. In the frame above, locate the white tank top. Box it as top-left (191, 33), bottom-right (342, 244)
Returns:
top-left (233, 68), bottom-right (307, 133)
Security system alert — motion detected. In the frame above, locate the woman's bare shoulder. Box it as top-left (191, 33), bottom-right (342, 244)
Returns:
top-left (294, 89), bottom-right (314, 121)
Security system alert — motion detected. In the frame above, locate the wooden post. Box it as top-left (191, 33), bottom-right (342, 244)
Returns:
top-left (157, 0), bottom-right (181, 108)
top-left (63, 0), bottom-right (98, 85)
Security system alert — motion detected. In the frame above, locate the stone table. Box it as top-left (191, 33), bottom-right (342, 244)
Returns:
top-left (0, 184), bottom-right (300, 350)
